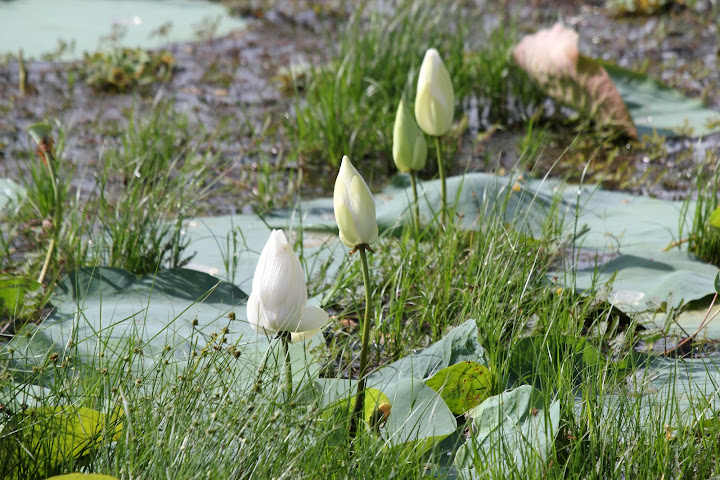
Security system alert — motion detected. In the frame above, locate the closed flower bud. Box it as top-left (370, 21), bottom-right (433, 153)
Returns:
top-left (392, 99), bottom-right (427, 173)
top-left (415, 48), bottom-right (454, 136)
top-left (333, 156), bottom-right (378, 248)
top-left (247, 230), bottom-right (328, 336)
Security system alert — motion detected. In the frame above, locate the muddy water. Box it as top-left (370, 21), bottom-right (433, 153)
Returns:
top-left (0, 1), bottom-right (718, 215)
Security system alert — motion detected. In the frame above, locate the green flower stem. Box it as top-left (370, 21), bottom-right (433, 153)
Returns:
top-left (350, 245), bottom-right (373, 438)
top-left (435, 136), bottom-right (446, 225)
top-left (280, 331), bottom-right (293, 401)
top-left (37, 135), bottom-right (61, 285)
top-left (409, 171), bottom-right (420, 236)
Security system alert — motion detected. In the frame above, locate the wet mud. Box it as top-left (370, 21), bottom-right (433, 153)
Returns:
top-left (0, 0), bottom-right (719, 214)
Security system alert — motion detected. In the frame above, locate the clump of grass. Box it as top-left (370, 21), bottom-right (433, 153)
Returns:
top-left (1, 101), bottom-right (222, 280)
top-left (5, 181), bottom-right (720, 478)
top-left (686, 155), bottom-right (720, 267)
top-left (291, 0), bottom-right (471, 173)
top-left (290, 1), bottom-right (546, 178)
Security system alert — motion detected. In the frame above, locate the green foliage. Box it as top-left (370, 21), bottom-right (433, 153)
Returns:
top-left (454, 385), bottom-right (560, 477)
top-left (291, 0), bottom-right (471, 171)
top-left (687, 159), bottom-right (720, 267)
top-left (2, 406), bottom-right (121, 480)
top-left (80, 48), bottom-right (175, 92)
top-left (43, 475), bottom-right (118, 480)
top-left (0, 274), bottom-right (43, 325)
top-left (504, 335), bottom-right (605, 389)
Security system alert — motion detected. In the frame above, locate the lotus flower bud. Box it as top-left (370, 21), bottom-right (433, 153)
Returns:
top-left (333, 156), bottom-right (378, 248)
top-left (392, 99), bottom-right (427, 173)
top-left (415, 48), bottom-right (454, 136)
top-left (247, 230), bottom-right (328, 336)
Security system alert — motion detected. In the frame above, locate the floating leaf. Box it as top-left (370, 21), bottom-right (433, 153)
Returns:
top-left (715, 272), bottom-right (720, 294)
top-left (513, 23), bottom-right (637, 138)
top-left (380, 377), bottom-right (457, 454)
top-left (369, 319), bottom-right (488, 388)
top-left (44, 267), bottom-right (250, 361)
top-left (604, 62), bottom-right (720, 138)
top-left (424, 361), bottom-right (493, 415)
top-left (552, 184), bottom-right (720, 313)
top-left (315, 379), bottom-right (391, 427)
top-left (454, 385), bottom-right (560, 477)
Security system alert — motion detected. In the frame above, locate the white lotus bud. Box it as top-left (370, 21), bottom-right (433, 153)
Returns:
top-left (247, 230), bottom-right (327, 336)
top-left (415, 48), bottom-right (455, 136)
top-left (392, 99), bottom-right (427, 173)
top-left (333, 156), bottom-right (378, 248)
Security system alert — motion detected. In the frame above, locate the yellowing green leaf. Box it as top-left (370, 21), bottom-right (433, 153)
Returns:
top-left (20, 406), bottom-right (122, 471)
top-left (709, 206), bottom-right (720, 232)
top-left (424, 361), bottom-right (493, 414)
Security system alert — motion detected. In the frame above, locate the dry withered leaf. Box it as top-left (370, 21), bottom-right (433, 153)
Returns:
top-left (512, 23), bottom-right (637, 139)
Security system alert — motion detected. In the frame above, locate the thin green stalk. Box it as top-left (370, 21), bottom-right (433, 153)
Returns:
top-left (410, 171), bottom-right (420, 235)
top-left (280, 331), bottom-right (293, 401)
top-left (435, 136), bottom-right (446, 225)
top-left (350, 246), bottom-right (373, 438)
top-left (35, 132), bottom-right (61, 285)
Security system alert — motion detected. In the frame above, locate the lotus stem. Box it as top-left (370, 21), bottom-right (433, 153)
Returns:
top-left (435, 136), bottom-right (446, 225)
top-left (410, 171), bottom-right (420, 236)
top-left (350, 245), bottom-right (373, 438)
top-left (280, 331), bottom-right (293, 401)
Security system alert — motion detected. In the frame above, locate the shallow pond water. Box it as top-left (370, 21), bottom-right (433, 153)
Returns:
top-left (0, 0), bottom-right (247, 60)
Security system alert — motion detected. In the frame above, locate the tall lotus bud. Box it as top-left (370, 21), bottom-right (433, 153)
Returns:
top-left (333, 156), bottom-right (378, 248)
top-left (247, 230), bottom-right (327, 335)
top-left (392, 99), bottom-right (427, 173)
top-left (415, 48), bottom-right (454, 136)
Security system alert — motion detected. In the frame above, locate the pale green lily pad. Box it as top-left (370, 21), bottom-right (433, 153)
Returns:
top-left (181, 175), bottom-right (718, 327)
top-left (45, 267), bottom-right (250, 361)
top-left (316, 320), bottom-right (483, 449)
top-left (380, 377), bottom-right (457, 454)
top-left (272, 173), bottom-right (558, 235)
top-left (314, 378), bottom-right (390, 426)
top-left (368, 319), bottom-right (488, 388)
top-left (1, 267), bottom-right (324, 408)
top-left (605, 63), bottom-right (720, 138)
top-left (590, 355), bottom-right (720, 434)
top-left (653, 299), bottom-right (720, 338)
top-left (454, 385), bottom-right (560, 478)
top-left (553, 183), bottom-right (720, 313)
